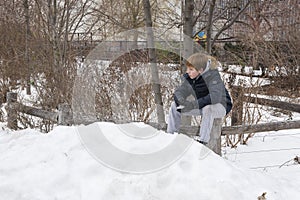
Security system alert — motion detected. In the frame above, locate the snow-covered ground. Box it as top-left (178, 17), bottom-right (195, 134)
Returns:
top-left (0, 120), bottom-right (299, 200)
top-left (1, 62), bottom-right (299, 199)
top-left (224, 129), bottom-right (300, 193)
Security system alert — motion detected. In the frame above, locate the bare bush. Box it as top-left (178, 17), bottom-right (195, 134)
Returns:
top-left (92, 50), bottom-right (180, 123)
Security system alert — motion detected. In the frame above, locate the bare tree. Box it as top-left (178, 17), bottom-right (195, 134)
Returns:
top-left (0, 0), bottom-right (101, 130)
top-left (143, 0), bottom-right (166, 125)
top-left (183, 0), bottom-right (195, 58)
top-left (93, 0), bottom-right (146, 38)
top-left (24, 0), bottom-right (32, 95)
top-left (204, 0), bottom-right (251, 54)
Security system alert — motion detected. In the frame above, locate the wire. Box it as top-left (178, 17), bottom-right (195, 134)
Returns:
top-left (250, 163), bottom-right (295, 170)
top-left (250, 157), bottom-right (299, 170)
top-left (225, 147), bottom-right (300, 155)
top-left (253, 132), bottom-right (300, 138)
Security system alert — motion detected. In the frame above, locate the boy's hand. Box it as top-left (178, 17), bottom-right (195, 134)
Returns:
top-left (176, 104), bottom-right (184, 112)
top-left (175, 97), bottom-right (186, 107)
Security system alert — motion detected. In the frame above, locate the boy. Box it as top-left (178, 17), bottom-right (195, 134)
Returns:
top-left (167, 53), bottom-right (232, 145)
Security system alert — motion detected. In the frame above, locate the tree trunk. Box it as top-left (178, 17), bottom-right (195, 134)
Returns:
top-left (181, 0), bottom-right (194, 126)
top-left (143, 0), bottom-right (166, 126)
top-left (24, 0), bottom-right (31, 95)
top-left (206, 0), bottom-right (216, 55)
top-left (182, 0), bottom-right (194, 61)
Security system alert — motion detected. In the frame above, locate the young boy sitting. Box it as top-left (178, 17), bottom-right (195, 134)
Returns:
top-left (167, 53), bottom-right (232, 145)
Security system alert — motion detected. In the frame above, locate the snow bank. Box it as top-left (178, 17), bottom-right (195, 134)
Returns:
top-left (0, 122), bottom-right (298, 200)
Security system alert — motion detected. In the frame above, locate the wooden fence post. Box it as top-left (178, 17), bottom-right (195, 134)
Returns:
top-left (7, 92), bottom-right (18, 130)
top-left (207, 118), bottom-right (222, 155)
top-left (58, 104), bottom-right (73, 126)
top-left (0, 93), bottom-right (4, 104)
top-left (231, 86), bottom-right (244, 143)
top-left (231, 86), bottom-right (244, 125)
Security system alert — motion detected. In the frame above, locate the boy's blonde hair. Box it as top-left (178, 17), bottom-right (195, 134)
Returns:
top-left (186, 53), bottom-right (219, 71)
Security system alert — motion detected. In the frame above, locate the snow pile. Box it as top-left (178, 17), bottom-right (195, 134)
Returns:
top-left (0, 122), bottom-right (299, 200)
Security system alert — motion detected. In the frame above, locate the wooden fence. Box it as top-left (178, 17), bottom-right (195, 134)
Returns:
top-left (6, 91), bottom-right (300, 155)
top-left (6, 92), bottom-right (73, 130)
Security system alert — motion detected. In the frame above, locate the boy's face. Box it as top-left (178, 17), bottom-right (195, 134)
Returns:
top-left (186, 65), bottom-right (202, 79)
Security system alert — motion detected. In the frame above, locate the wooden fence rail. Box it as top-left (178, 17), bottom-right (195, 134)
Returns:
top-left (6, 92), bottom-right (72, 129)
top-left (175, 120), bottom-right (300, 136)
top-left (14, 103), bottom-right (58, 122)
top-left (245, 95), bottom-right (300, 113)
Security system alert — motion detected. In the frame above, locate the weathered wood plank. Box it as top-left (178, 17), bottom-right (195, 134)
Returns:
top-left (6, 92), bottom-right (73, 127)
top-left (245, 96), bottom-right (300, 113)
top-left (207, 118), bottom-right (222, 155)
top-left (58, 104), bottom-right (73, 125)
top-left (13, 102), bottom-right (58, 122)
top-left (231, 86), bottom-right (244, 126)
top-left (149, 120), bottom-right (300, 136)
top-left (221, 120), bottom-right (300, 135)
top-left (6, 92), bottom-right (18, 129)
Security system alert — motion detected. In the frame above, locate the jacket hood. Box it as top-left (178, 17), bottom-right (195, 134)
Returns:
top-left (202, 56), bottom-right (220, 74)
top-left (186, 53), bottom-right (220, 73)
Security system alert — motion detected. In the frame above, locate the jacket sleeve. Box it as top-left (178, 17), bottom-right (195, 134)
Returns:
top-left (196, 94), bottom-right (212, 109)
top-left (174, 75), bottom-right (192, 105)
